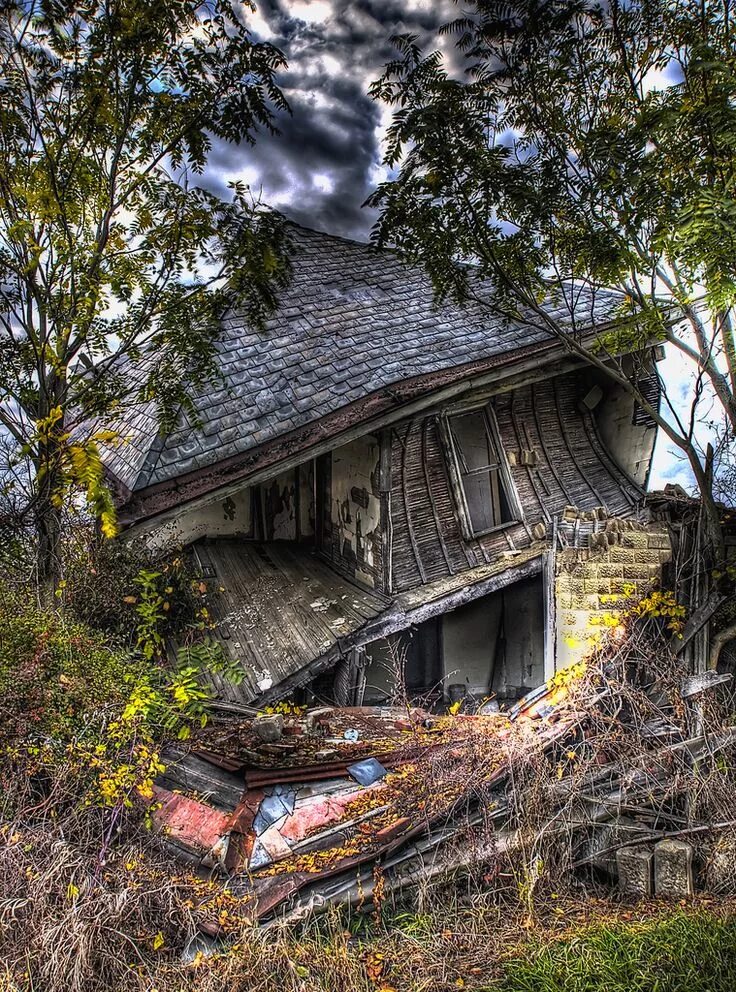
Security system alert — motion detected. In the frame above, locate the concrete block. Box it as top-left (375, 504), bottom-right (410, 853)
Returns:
top-left (617, 845), bottom-right (654, 897)
top-left (622, 564), bottom-right (654, 581)
top-left (654, 839), bottom-right (694, 898)
top-left (589, 532), bottom-right (608, 552)
top-left (253, 714), bottom-right (284, 743)
top-left (704, 836), bottom-right (736, 894)
top-left (622, 531), bottom-right (649, 549)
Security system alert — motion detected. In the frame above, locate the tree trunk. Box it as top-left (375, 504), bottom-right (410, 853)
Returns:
top-left (34, 436), bottom-right (63, 604)
top-left (35, 490), bottom-right (62, 604)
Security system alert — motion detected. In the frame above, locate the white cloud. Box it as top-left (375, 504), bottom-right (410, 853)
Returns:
top-left (312, 172), bottom-right (334, 193)
top-left (290, 1), bottom-right (333, 26)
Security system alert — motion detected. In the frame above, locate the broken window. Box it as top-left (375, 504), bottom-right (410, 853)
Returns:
top-left (442, 407), bottom-right (519, 538)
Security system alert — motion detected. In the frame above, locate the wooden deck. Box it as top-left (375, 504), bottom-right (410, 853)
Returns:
top-left (190, 541), bottom-right (389, 704)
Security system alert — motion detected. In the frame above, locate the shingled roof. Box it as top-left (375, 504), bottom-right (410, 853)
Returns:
top-left (101, 223), bottom-right (624, 510)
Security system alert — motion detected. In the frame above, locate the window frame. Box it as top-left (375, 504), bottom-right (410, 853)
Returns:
top-left (439, 403), bottom-right (523, 540)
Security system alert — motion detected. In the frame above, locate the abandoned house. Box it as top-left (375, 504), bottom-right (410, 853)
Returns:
top-left (100, 224), bottom-right (672, 711)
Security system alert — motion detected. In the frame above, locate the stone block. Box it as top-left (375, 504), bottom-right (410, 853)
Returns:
top-left (253, 714), bottom-right (284, 743)
top-left (622, 564), bottom-right (653, 581)
top-left (589, 532), bottom-right (608, 552)
top-left (635, 549), bottom-right (663, 566)
top-left (610, 579), bottom-right (634, 595)
top-left (647, 532), bottom-right (671, 550)
top-left (616, 845), bottom-right (654, 897)
top-left (305, 706), bottom-right (334, 732)
top-left (621, 531), bottom-right (649, 549)
top-left (704, 836), bottom-right (736, 894)
top-left (654, 839), bottom-right (694, 898)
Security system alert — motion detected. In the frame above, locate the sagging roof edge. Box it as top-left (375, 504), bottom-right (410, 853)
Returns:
top-left (212, 548), bottom-right (545, 714)
top-left (118, 337), bottom-right (593, 537)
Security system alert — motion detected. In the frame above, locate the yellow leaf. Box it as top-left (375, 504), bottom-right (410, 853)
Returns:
top-left (153, 931), bottom-right (165, 951)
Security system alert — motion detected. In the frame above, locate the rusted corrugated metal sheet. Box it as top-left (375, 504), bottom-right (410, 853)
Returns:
top-left (152, 685), bottom-right (587, 927)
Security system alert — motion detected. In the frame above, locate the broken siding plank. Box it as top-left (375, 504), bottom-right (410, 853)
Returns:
top-left (582, 408), bottom-right (640, 510)
top-left (498, 390), bottom-right (549, 522)
top-left (530, 379), bottom-right (580, 508)
top-left (421, 417), bottom-right (455, 574)
top-left (387, 426), bottom-right (422, 592)
top-left (423, 418), bottom-right (477, 572)
top-left (523, 386), bottom-right (571, 511)
top-left (553, 375), bottom-right (632, 512)
top-left (399, 419), bottom-right (428, 584)
top-left (551, 376), bottom-right (607, 507)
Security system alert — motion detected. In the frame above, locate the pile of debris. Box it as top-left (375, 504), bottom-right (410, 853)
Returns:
top-left (150, 619), bottom-right (736, 934)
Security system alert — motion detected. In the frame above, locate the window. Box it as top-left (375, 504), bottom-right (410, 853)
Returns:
top-left (442, 406), bottom-right (519, 538)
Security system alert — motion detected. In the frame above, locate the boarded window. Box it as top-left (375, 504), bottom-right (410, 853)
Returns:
top-left (445, 408), bottom-right (516, 537)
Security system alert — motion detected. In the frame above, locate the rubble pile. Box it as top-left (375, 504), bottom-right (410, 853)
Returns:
top-left (151, 670), bottom-right (586, 927)
top-left (149, 634), bottom-right (736, 933)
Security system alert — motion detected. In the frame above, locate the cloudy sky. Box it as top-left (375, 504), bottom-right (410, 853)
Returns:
top-left (205, 0), bottom-right (456, 240)
top-left (201, 0), bottom-right (703, 492)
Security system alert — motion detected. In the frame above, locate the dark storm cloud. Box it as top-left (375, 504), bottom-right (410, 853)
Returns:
top-left (204, 0), bottom-right (457, 240)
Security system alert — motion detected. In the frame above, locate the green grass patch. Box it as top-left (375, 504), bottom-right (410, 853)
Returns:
top-left (490, 908), bottom-right (736, 992)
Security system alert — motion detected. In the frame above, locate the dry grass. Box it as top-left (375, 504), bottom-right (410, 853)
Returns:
top-left (3, 610), bottom-right (736, 990)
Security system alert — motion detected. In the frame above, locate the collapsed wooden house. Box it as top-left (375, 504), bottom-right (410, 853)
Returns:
top-left (100, 223), bottom-right (672, 710)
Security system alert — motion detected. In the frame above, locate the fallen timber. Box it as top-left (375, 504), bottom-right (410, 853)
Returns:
top-left (149, 662), bottom-right (736, 932)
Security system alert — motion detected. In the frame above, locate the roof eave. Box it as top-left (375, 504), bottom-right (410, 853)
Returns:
top-left (116, 321), bottom-right (650, 537)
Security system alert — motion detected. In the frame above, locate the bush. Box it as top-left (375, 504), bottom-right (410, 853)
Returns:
top-left (0, 588), bottom-right (140, 743)
top-left (61, 530), bottom-right (203, 647)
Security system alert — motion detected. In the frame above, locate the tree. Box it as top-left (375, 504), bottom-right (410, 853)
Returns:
top-left (368, 0), bottom-right (736, 564)
top-left (0, 0), bottom-right (291, 595)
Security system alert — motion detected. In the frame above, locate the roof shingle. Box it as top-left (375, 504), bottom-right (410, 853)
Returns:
top-left (100, 223), bottom-right (623, 494)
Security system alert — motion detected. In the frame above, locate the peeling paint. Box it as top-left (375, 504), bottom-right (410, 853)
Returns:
top-left (330, 435), bottom-right (382, 587)
top-left (146, 487), bottom-right (253, 550)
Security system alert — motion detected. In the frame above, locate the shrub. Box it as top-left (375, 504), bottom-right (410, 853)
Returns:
top-left (0, 587), bottom-right (139, 743)
top-left (0, 586), bottom-right (242, 821)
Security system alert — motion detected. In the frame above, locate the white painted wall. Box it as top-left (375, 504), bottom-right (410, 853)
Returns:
top-left (330, 434), bottom-right (381, 586)
top-left (145, 487), bottom-right (253, 550)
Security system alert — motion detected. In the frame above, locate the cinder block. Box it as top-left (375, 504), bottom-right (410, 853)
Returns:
top-left (622, 531), bottom-right (649, 549)
top-left (622, 564), bottom-right (654, 581)
top-left (654, 839), bottom-right (694, 899)
top-left (609, 547), bottom-right (637, 563)
top-left (617, 846), bottom-right (654, 897)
